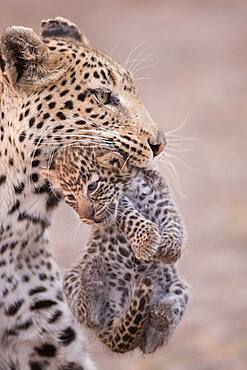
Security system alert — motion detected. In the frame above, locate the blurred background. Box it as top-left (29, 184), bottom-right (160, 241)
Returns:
top-left (1, 1), bottom-right (246, 369)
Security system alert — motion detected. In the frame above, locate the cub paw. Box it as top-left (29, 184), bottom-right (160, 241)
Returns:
top-left (132, 222), bottom-right (160, 261)
top-left (140, 303), bottom-right (177, 354)
top-left (133, 222), bottom-right (161, 262)
top-left (157, 234), bottom-right (182, 264)
top-left (150, 302), bottom-right (176, 331)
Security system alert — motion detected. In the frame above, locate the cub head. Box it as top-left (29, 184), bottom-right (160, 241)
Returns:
top-left (41, 146), bottom-right (134, 225)
top-left (0, 17), bottom-right (165, 172)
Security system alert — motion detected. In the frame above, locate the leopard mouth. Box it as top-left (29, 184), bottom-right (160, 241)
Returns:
top-left (79, 217), bottom-right (95, 225)
top-left (116, 133), bottom-right (166, 168)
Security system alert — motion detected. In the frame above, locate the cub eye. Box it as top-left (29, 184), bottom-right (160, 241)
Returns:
top-left (65, 194), bottom-right (76, 202)
top-left (88, 181), bottom-right (99, 193)
top-left (93, 89), bottom-right (119, 106)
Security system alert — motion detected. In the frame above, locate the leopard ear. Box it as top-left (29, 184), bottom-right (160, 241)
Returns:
top-left (0, 26), bottom-right (65, 89)
top-left (41, 17), bottom-right (89, 45)
top-left (96, 152), bottom-right (129, 174)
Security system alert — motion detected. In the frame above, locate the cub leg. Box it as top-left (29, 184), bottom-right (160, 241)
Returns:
top-left (98, 277), bottom-right (153, 353)
top-left (64, 254), bottom-right (106, 328)
top-left (140, 278), bottom-right (189, 354)
top-left (117, 196), bottom-right (161, 261)
top-left (129, 169), bottom-right (185, 264)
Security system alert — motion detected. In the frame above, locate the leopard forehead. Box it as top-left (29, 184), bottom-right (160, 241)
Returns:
top-left (44, 37), bottom-right (135, 91)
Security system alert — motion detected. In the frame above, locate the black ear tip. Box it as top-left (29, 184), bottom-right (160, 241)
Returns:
top-left (41, 17), bottom-right (83, 42)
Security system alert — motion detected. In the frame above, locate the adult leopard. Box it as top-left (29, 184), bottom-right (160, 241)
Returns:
top-left (0, 17), bottom-right (165, 370)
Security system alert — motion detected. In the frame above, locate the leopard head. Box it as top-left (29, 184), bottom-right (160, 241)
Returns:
top-left (0, 17), bottom-right (165, 177)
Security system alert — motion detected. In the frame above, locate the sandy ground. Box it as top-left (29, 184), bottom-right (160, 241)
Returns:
top-left (1, 1), bottom-right (246, 369)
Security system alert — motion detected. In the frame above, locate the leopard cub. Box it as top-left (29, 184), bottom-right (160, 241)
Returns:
top-left (42, 146), bottom-right (189, 354)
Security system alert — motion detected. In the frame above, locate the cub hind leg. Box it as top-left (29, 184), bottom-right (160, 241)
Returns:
top-left (64, 254), bottom-right (106, 329)
top-left (140, 278), bottom-right (189, 354)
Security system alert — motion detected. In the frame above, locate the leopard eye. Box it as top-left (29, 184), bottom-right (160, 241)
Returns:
top-left (88, 181), bottom-right (99, 193)
top-left (65, 194), bottom-right (76, 202)
top-left (92, 89), bottom-right (119, 106)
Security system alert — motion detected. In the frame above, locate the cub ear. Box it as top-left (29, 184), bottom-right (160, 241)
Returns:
top-left (96, 152), bottom-right (129, 174)
top-left (41, 17), bottom-right (89, 45)
top-left (0, 26), bottom-right (65, 89)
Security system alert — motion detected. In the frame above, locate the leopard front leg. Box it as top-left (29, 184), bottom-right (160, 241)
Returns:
top-left (117, 196), bottom-right (161, 261)
top-left (140, 278), bottom-right (189, 354)
top-left (64, 254), bottom-right (106, 329)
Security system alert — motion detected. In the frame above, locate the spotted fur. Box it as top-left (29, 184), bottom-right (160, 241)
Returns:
top-left (0, 17), bottom-right (165, 370)
top-left (44, 146), bottom-right (189, 354)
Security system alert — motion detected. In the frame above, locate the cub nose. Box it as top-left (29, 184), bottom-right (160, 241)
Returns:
top-left (148, 131), bottom-right (166, 157)
top-left (84, 206), bottom-right (95, 220)
top-left (79, 203), bottom-right (95, 221)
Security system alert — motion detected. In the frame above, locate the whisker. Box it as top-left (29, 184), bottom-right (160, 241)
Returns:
top-left (44, 129), bottom-right (119, 142)
top-left (159, 157), bottom-right (179, 183)
top-left (132, 63), bottom-right (156, 76)
top-left (128, 47), bottom-right (150, 72)
top-left (130, 50), bottom-right (156, 75)
top-left (167, 136), bottom-right (197, 142)
top-left (120, 151), bottom-right (133, 173)
top-left (166, 145), bottom-right (194, 153)
top-left (42, 138), bottom-right (113, 146)
top-left (164, 118), bottom-right (191, 137)
top-left (157, 157), bottom-right (185, 198)
top-left (127, 54), bottom-right (155, 75)
top-left (165, 152), bottom-right (198, 171)
top-left (108, 35), bottom-right (123, 58)
top-left (126, 51), bottom-right (155, 65)
top-left (41, 132), bottom-right (115, 147)
top-left (134, 77), bottom-right (150, 82)
top-left (40, 143), bottom-right (110, 151)
top-left (44, 130), bottom-right (117, 139)
top-left (46, 183), bottom-right (62, 203)
top-left (105, 208), bottom-right (116, 225)
top-left (128, 47), bottom-right (154, 73)
top-left (73, 216), bottom-right (84, 241)
top-left (124, 41), bottom-right (146, 68)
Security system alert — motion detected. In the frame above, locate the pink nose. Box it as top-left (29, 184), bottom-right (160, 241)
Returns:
top-left (78, 204), bottom-right (95, 221)
top-left (148, 131), bottom-right (166, 157)
top-left (84, 206), bottom-right (95, 220)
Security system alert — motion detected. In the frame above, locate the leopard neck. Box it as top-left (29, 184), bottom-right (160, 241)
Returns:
top-left (0, 86), bottom-right (61, 251)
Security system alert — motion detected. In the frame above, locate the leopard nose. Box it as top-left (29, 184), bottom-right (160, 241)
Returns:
top-left (148, 131), bottom-right (166, 157)
top-left (80, 205), bottom-right (95, 221)
top-left (86, 207), bottom-right (95, 220)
